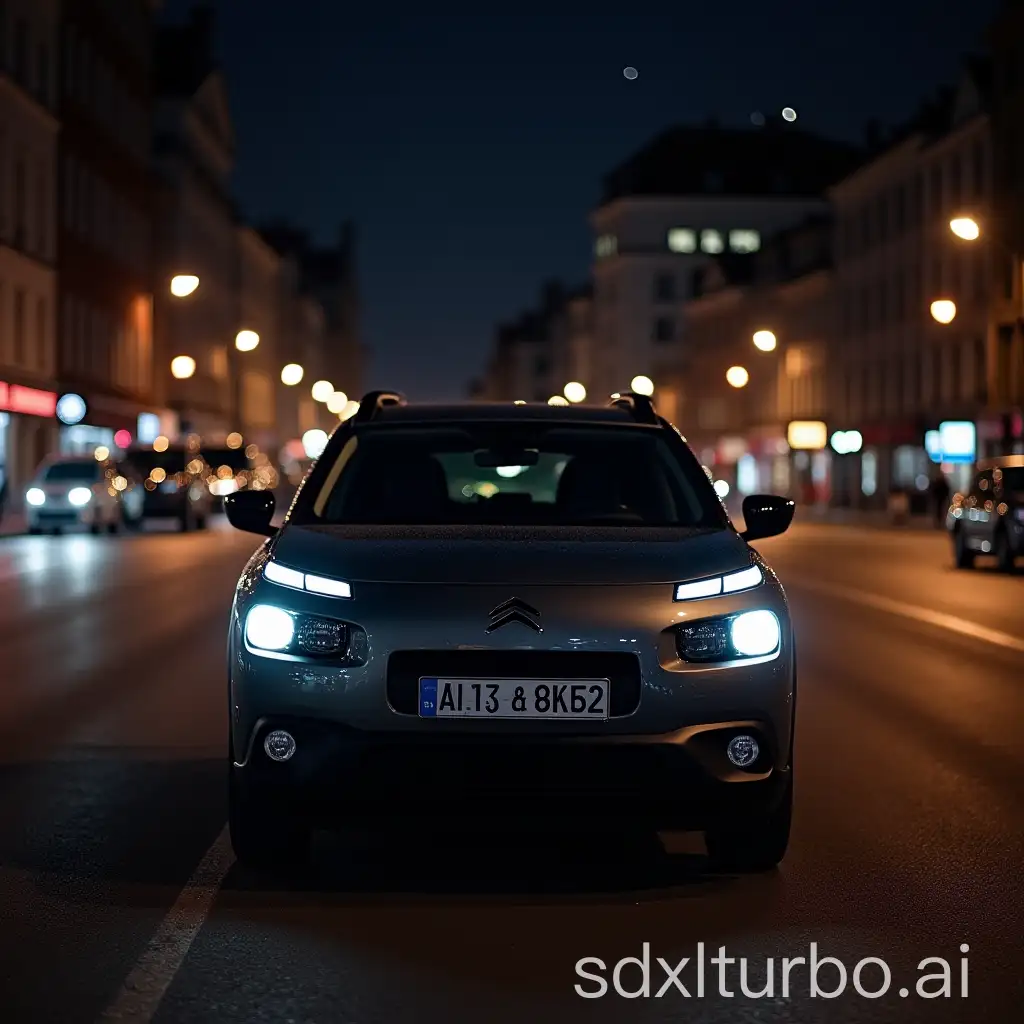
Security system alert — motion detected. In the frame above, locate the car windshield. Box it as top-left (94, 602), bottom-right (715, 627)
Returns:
top-left (303, 424), bottom-right (724, 527)
top-left (42, 462), bottom-right (100, 483)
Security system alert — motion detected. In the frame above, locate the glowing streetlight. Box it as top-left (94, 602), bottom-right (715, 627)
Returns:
top-left (302, 429), bottom-right (329, 459)
top-left (326, 390), bottom-right (348, 414)
top-left (726, 365), bottom-right (749, 388)
top-left (630, 375), bottom-right (655, 396)
top-left (170, 275), bottom-right (199, 298)
top-left (753, 329), bottom-right (777, 352)
top-left (311, 379), bottom-right (334, 402)
top-left (548, 395), bottom-right (569, 406)
top-left (340, 400), bottom-right (360, 420)
top-left (235, 329), bottom-right (259, 352)
top-left (930, 299), bottom-right (957, 324)
top-left (280, 363), bottom-right (304, 386)
top-left (950, 216), bottom-right (980, 241)
top-left (563, 381), bottom-right (587, 403)
top-left (170, 355), bottom-right (196, 379)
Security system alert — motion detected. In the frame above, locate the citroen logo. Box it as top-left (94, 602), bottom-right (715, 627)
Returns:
top-left (486, 597), bottom-right (542, 633)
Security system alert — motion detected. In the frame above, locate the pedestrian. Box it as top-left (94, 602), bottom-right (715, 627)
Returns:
top-left (930, 471), bottom-right (950, 528)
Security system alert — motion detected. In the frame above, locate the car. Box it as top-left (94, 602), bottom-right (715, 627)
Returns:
top-left (224, 390), bottom-right (797, 873)
top-left (25, 454), bottom-right (144, 534)
top-left (948, 455), bottom-right (1024, 571)
top-left (124, 444), bottom-right (213, 531)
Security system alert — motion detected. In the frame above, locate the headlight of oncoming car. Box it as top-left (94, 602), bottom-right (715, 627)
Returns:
top-left (68, 487), bottom-right (93, 506)
top-left (674, 563), bottom-right (762, 601)
top-left (26, 487), bottom-right (46, 506)
top-left (244, 603), bottom-right (349, 658)
top-left (676, 610), bottom-right (782, 663)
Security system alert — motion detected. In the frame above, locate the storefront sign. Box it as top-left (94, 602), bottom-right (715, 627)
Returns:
top-left (787, 420), bottom-right (827, 451)
top-left (0, 382), bottom-right (58, 417)
top-left (924, 430), bottom-right (942, 463)
top-left (56, 393), bottom-right (88, 425)
top-left (937, 421), bottom-right (976, 463)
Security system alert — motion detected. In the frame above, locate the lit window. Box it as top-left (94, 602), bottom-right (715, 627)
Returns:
top-left (729, 229), bottom-right (760, 253)
top-left (595, 234), bottom-right (617, 258)
top-left (667, 228), bottom-right (696, 253)
top-left (700, 230), bottom-right (724, 254)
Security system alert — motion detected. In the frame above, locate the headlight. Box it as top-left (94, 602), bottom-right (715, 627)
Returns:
top-left (674, 563), bottom-right (762, 601)
top-left (68, 487), bottom-right (93, 506)
top-left (263, 559), bottom-right (352, 598)
top-left (26, 487), bottom-right (45, 507)
top-left (244, 603), bottom-right (349, 658)
top-left (677, 610), bottom-right (782, 663)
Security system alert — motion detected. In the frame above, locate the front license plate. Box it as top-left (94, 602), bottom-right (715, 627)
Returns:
top-left (419, 677), bottom-right (609, 719)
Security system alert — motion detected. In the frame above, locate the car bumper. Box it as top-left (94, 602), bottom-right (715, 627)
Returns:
top-left (26, 507), bottom-right (97, 528)
top-left (232, 715), bottom-right (791, 829)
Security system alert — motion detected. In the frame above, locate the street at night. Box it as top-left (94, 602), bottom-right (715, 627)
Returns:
top-left (0, 520), bottom-right (1021, 1023)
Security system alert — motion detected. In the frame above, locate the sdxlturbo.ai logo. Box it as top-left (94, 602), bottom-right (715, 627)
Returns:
top-left (575, 943), bottom-right (970, 1000)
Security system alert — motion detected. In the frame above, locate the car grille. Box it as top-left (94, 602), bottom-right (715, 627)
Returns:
top-left (386, 650), bottom-right (642, 717)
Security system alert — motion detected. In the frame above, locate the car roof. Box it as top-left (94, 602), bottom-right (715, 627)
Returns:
top-left (366, 401), bottom-right (653, 427)
top-left (977, 455), bottom-right (1024, 470)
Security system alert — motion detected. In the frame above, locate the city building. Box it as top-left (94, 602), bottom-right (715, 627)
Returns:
top-left (474, 281), bottom-right (583, 403)
top-left (259, 221), bottom-right (366, 404)
top-left (986, 0), bottom-right (1024, 451)
top-left (0, 0), bottom-right (60, 503)
top-left (236, 224), bottom-right (283, 452)
top-left (55, 0), bottom-right (160, 456)
top-left (588, 121), bottom-right (861, 401)
top-left (657, 216), bottom-right (835, 505)
top-left (828, 64), bottom-right (992, 505)
top-left (151, 3), bottom-right (239, 440)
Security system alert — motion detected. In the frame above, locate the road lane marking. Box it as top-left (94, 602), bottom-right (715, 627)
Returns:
top-left (97, 825), bottom-right (234, 1023)
top-left (787, 577), bottom-right (1024, 655)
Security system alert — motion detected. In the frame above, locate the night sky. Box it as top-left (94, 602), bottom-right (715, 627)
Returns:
top-left (165, 1), bottom-right (1001, 400)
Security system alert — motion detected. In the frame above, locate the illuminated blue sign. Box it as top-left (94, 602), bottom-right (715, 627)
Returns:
top-left (937, 421), bottom-right (976, 464)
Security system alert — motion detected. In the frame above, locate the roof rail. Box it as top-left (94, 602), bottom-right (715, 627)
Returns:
top-left (608, 391), bottom-right (659, 425)
top-left (353, 390), bottom-right (407, 423)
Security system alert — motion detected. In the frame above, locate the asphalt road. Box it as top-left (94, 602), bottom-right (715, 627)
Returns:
top-left (0, 518), bottom-right (1021, 1023)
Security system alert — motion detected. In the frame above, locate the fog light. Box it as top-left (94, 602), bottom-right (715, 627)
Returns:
top-left (727, 734), bottom-right (759, 768)
top-left (264, 729), bottom-right (296, 762)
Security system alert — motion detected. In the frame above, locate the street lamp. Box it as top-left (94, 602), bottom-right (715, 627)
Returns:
top-left (630, 375), bottom-right (654, 396)
top-left (281, 363), bottom-right (304, 386)
top-left (753, 329), bottom-right (777, 352)
top-left (326, 390), bottom-right (348, 414)
top-left (235, 329), bottom-right (260, 352)
top-left (170, 355), bottom-right (196, 379)
top-left (548, 395), bottom-right (569, 406)
top-left (170, 275), bottom-right (199, 298)
top-left (311, 379), bottom-right (334, 403)
top-left (726, 365), bottom-right (749, 388)
top-left (563, 381), bottom-right (586, 403)
top-left (340, 400), bottom-right (360, 420)
top-left (949, 216), bottom-right (981, 241)
top-left (930, 299), bottom-right (957, 324)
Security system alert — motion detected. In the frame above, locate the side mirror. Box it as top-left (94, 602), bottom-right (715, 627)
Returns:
top-left (225, 490), bottom-right (277, 537)
top-left (740, 494), bottom-right (795, 542)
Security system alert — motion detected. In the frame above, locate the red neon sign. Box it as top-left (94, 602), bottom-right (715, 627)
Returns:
top-left (0, 381), bottom-right (58, 417)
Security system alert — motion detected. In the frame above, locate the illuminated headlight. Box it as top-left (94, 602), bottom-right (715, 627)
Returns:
top-left (677, 610), bottom-right (782, 663)
top-left (674, 563), bottom-right (762, 601)
top-left (264, 559), bottom-right (352, 598)
top-left (26, 487), bottom-right (46, 507)
top-left (244, 603), bottom-right (348, 657)
top-left (68, 487), bottom-right (93, 507)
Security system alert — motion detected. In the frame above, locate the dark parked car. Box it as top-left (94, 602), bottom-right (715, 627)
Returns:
top-left (948, 455), bottom-right (1024, 571)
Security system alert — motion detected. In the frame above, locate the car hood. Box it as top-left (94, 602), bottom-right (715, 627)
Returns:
top-left (270, 523), bottom-right (752, 585)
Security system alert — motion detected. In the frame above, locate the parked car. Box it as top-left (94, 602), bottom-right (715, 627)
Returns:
top-left (123, 445), bottom-right (213, 531)
top-left (948, 455), bottom-right (1024, 570)
top-left (25, 455), bottom-right (144, 534)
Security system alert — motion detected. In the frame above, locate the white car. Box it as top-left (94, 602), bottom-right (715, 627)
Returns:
top-left (24, 455), bottom-right (144, 534)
